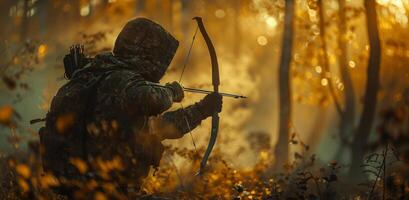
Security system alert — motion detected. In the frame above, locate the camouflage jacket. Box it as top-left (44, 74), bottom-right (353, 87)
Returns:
top-left (79, 52), bottom-right (206, 187)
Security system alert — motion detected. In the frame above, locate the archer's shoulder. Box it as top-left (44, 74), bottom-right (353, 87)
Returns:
top-left (103, 69), bottom-right (143, 83)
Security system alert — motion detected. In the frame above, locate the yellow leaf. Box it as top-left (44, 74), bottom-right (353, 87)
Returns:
top-left (69, 157), bottom-right (88, 174)
top-left (17, 178), bottom-right (30, 193)
top-left (16, 164), bottom-right (31, 179)
top-left (86, 179), bottom-right (98, 190)
top-left (40, 173), bottom-right (60, 188)
top-left (94, 192), bottom-right (107, 200)
top-left (56, 113), bottom-right (76, 133)
top-left (37, 44), bottom-right (47, 58)
top-left (0, 105), bottom-right (14, 126)
top-left (102, 183), bottom-right (116, 193)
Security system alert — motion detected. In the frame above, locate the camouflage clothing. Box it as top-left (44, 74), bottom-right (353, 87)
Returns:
top-left (83, 52), bottom-right (207, 188)
top-left (47, 18), bottom-right (211, 191)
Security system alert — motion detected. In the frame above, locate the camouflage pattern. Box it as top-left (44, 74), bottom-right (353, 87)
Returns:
top-left (45, 18), bottom-right (210, 192)
top-left (83, 52), bottom-right (208, 188)
top-left (113, 18), bottom-right (179, 83)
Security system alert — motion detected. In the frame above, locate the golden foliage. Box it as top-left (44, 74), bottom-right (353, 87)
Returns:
top-left (0, 105), bottom-right (14, 126)
top-left (15, 164), bottom-right (31, 179)
top-left (37, 44), bottom-right (48, 59)
top-left (39, 173), bottom-right (60, 188)
top-left (56, 113), bottom-right (76, 133)
top-left (69, 157), bottom-right (88, 174)
top-left (17, 178), bottom-right (30, 193)
top-left (94, 192), bottom-right (107, 200)
top-left (95, 156), bottom-right (124, 172)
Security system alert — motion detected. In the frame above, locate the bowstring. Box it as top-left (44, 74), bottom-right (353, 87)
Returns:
top-left (179, 26), bottom-right (199, 154)
top-left (179, 26), bottom-right (199, 83)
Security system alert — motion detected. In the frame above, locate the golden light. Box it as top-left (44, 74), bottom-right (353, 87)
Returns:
top-left (257, 36), bottom-right (268, 46)
top-left (80, 5), bottom-right (90, 16)
top-left (37, 44), bottom-right (47, 58)
top-left (386, 48), bottom-right (394, 56)
top-left (0, 105), bottom-right (13, 124)
top-left (215, 9), bottom-right (226, 18)
top-left (377, 0), bottom-right (408, 27)
top-left (338, 83), bottom-right (345, 91)
top-left (348, 60), bottom-right (356, 68)
top-left (266, 17), bottom-right (277, 28)
top-left (306, 72), bottom-right (312, 79)
top-left (315, 65), bottom-right (322, 73)
top-left (259, 150), bottom-right (269, 160)
top-left (321, 78), bottom-right (328, 86)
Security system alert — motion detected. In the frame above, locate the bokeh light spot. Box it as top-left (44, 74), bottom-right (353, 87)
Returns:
top-left (38, 44), bottom-right (47, 59)
top-left (80, 5), bottom-right (90, 16)
top-left (315, 66), bottom-right (322, 74)
top-left (257, 36), bottom-right (268, 46)
top-left (215, 9), bottom-right (226, 18)
top-left (348, 60), bottom-right (356, 68)
top-left (266, 17), bottom-right (277, 28)
top-left (321, 78), bottom-right (328, 86)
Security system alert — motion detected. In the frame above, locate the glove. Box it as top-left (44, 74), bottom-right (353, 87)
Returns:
top-left (197, 92), bottom-right (223, 118)
top-left (165, 81), bottom-right (184, 102)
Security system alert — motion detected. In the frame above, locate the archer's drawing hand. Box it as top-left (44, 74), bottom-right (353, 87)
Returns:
top-left (166, 81), bottom-right (184, 102)
top-left (198, 92), bottom-right (223, 117)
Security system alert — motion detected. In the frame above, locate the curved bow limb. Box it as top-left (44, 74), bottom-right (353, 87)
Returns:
top-left (192, 17), bottom-right (220, 176)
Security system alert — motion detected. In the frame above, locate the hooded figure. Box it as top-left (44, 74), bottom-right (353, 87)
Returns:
top-left (113, 18), bottom-right (179, 83)
top-left (46, 18), bottom-right (222, 195)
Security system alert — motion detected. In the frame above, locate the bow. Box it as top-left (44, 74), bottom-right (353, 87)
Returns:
top-left (193, 17), bottom-right (220, 175)
top-left (177, 17), bottom-right (246, 175)
top-left (178, 17), bottom-right (221, 175)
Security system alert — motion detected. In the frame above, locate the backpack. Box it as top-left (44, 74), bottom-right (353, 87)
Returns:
top-left (38, 46), bottom-right (113, 178)
top-left (38, 70), bottom-right (110, 178)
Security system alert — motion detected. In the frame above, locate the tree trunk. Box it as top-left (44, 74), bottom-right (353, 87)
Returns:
top-left (20, 0), bottom-right (30, 41)
top-left (0, 1), bottom-right (15, 39)
top-left (349, 0), bottom-right (381, 180)
top-left (307, 107), bottom-right (328, 153)
top-left (38, 0), bottom-right (48, 37)
top-left (334, 0), bottom-right (356, 161)
top-left (318, 0), bottom-right (342, 116)
top-left (274, 0), bottom-right (295, 171)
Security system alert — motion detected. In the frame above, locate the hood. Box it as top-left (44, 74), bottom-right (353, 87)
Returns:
top-left (113, 18), bottom-right (179, 82)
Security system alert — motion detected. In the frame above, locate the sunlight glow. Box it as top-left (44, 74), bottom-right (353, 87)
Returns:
top-left (257, 36), bottom-right (268, 46)
top-left (315, 66), bottom-right (322, 74)
top-left (348, 60), bottom-right (356, 68)
top-left (215, 9), bottom-right (226, 18)
top-left (377, 0), bottom-right (408, 26)
top-left (37, 44), bottom-right (47, 59)
top-left (321, 78), bottom-right (328, 86)
top-left (80, 5), bottom-right (90, 16)
top-left (266, 17), bottom-right (277, 28)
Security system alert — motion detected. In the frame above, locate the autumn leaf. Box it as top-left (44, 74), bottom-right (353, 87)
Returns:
top-left (94, 192), bottom-right (107, 200)
top-left (96, 156), bottom-right (124, 173)
top-left (56, 113), bottom-right (76, 133)
top-left (39, 173), bottom-right (60, 188)
top-left (16, 164), bottom-right (31, 179)
top-left (69, 157), bottom-right (88, 174)
top-left (86, 179), bottom-right (98, 190)
top-left (0, 105), bottom-right (18, 127)
top-left (102, 182), bottom-right (116, 193)
top-left (17, 178), bottom-right (30, 193)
